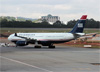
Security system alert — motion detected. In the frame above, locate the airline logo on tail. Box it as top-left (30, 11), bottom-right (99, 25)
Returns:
top-left (78, 23), bottom-right (83, 28)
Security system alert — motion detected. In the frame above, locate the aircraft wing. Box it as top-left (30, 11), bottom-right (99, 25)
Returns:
top-left (85, 33), bottom-right (97, 36)
top-left (79, 33), bottom-right (97, 39)
top-left (14, 33), bottom-right (37, 42)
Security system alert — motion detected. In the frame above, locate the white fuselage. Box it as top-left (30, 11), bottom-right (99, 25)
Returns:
top-left (8, 33), bottom-right (75, 42)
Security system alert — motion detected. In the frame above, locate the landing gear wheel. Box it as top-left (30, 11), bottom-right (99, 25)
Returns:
top-left (34, 46), bottom-right (41, 48)
top-left (49, 46), bottom-right (55, 48)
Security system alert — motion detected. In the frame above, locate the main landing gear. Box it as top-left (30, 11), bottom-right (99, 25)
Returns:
top-left (34, 42), bottom-right (55, 48)
top-left (34, 45), bottom-right (55, 48)
top-left (34, 45), bottom-right (41, 48)
top-left (48, 44), bottom-right (55, 48)
top-left (34, 41), bottom-right (41, 48)
top-left (49, 45), bottom-right (55, 48)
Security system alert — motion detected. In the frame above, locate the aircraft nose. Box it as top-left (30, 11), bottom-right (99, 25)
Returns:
top-left (8, 35), bottom-right (11, 41)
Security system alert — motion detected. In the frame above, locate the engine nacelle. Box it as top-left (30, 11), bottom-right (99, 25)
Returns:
top-left (16, 41), bottom-right (28, 46)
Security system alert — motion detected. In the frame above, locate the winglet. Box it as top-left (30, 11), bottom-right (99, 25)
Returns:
top-left (15, 33), bottom-right (17, 36)
top-left (92, 34), bottom-right (97, 37)
top-left (80, 15), bottom-right (87, 20)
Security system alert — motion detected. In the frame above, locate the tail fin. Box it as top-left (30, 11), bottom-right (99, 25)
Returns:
top-left (69, 15), bottom-right (87, 33)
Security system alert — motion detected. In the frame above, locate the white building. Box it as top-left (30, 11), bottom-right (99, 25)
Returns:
top-left (41, 14), bottom-right (60, 23)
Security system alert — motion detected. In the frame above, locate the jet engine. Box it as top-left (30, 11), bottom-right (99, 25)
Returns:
top-left (16, 41), bottom-right (28, 46)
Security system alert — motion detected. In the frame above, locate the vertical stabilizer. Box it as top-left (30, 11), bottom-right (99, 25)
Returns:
top-left (70, 15), bottom-right (87, 33)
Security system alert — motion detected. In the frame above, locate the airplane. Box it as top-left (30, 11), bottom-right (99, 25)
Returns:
top-left (8, 15), bottom-right (87, 48)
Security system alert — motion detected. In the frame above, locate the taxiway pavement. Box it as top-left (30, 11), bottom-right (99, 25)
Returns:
top-left (0, 46), bottom-right (100, 72)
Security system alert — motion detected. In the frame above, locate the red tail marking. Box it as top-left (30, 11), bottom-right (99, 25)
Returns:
top-left (80, 15), bottom-right (87, 19)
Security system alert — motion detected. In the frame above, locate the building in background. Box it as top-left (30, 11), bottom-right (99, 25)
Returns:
top-left (41, 14), bottom-right (60, 24)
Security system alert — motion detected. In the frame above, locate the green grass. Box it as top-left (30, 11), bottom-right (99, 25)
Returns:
top-left (0, 28), bottom-right (68, 33)
top-left (83, 29), bottom-right (100, 34)
top-left (0, 28), bottom-right (100, 34)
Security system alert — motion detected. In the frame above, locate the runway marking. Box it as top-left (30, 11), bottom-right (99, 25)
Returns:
top-left (0, 56), bottom-right (53, 72)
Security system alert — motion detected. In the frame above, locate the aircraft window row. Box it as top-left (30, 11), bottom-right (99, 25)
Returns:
top-left (35, 36), bottom-right (43, 37)
top-left (47, 36), bottom-right (63, 37)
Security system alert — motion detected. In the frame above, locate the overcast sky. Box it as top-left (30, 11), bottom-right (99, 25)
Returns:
top-left (0, 0), bottom-right (100, 22)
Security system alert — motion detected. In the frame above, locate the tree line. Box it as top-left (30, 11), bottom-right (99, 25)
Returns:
top-left (0, 18), bottom-right (100, 28)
